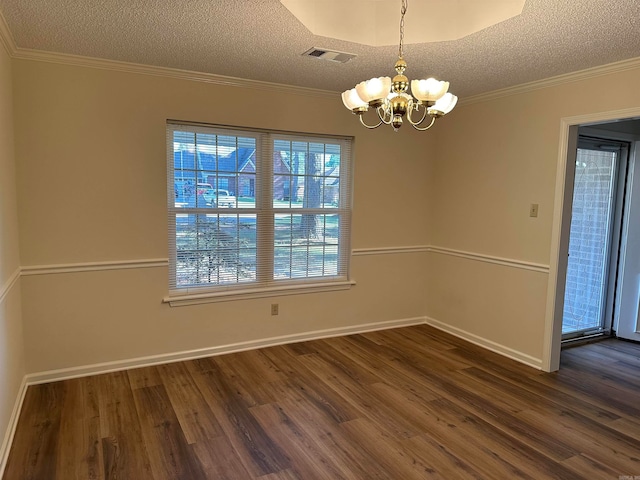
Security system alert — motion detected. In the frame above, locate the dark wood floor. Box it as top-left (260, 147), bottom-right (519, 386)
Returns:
top-left (3, 325), bottom-right (640, 479)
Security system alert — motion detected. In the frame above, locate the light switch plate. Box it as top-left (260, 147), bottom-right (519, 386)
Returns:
top-left (530, 203), bottom-right (539, 217)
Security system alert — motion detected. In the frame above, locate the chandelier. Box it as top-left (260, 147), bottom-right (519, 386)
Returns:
top-left (341, 0), bottom-right (457, 132)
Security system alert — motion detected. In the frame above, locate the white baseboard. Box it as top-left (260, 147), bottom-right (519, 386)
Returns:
top-left (0, 377), bottom-right (28, 478)
top-left (25, 315), bottom-right (543, 383)
top-left (424, 317), bottom-right (543, 370)
top-left (26, 317), bottom-right (428, 385)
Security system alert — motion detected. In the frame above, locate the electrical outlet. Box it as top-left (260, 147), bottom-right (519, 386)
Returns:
top-left (271, 303), bottom-right (279, 315)
top-left (529, 203), bottom-right (539, 217)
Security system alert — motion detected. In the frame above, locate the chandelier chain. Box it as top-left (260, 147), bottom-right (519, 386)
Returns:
top-left (398, 0), bottom-right (407, 59)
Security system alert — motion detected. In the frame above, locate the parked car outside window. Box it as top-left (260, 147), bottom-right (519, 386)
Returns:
top-left (212, 189), bottom-right (237, 208)
top-left (196, 183), bottom-right (216, 205)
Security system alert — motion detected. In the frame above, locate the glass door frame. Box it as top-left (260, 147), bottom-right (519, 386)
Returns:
top-left (561, 135), bottom-right (629, 341)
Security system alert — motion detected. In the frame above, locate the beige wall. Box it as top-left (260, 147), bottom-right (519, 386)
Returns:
top-left (0, 42), bottom-right (24, 465)
top-left (428, 66), bottom-right (640, 362)
top-left (12, 51), bottom-right (640, 376)
top-left (13, 60), bottom-right (433, 373)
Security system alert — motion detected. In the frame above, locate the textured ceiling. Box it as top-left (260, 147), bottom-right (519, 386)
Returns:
top-left (1, 0), bottom-right (639, 98)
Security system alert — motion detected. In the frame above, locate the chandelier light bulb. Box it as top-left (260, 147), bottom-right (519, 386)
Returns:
top-left (341, 88), bottom-right (368, 111)
top-left (428, 92), bottom-right (458, 117)
top-left (356, 77), bottom-right (392, 104)
top-left (411, 78), bottom-right (449, 102)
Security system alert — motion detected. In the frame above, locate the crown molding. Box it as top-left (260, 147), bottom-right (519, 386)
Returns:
top-left (11, 47), bottom-right (338, 99)
top-left (13, 46), bottom-right (640, 106)
top-left (461, 56), bottom-right (640, 106)
top-left (0, 9), bottom-right (16, 56)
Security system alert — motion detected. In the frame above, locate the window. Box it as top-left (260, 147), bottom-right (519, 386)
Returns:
top-left (166, 122), bottom-right (353, 303)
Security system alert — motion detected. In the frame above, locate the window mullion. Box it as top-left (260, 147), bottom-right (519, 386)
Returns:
top-left (257, 134), bottom-right (274, 284)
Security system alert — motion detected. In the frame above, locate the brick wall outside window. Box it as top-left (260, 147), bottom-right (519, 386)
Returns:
top-left (563, 149), bottom-right (615, 334)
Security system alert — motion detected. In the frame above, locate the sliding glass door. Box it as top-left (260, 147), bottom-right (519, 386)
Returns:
top-left (562, 137), bottom-right (626, 338)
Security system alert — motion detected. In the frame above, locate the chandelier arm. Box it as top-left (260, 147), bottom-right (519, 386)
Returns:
top-left (410, 116), bottom-right (437, 131)
top-left (358, 114), bottom-right (384, 129)
top-left (406, 104), bottom-right (428, 126)
top-left (376, 105), bottom-right (393, 125)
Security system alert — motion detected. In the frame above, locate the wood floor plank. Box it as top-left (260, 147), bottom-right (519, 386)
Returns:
top-left (448, 368), bottom-right (530, 414)
top-left (400, 434), bottom-right (487, 480)
top-left (189, 434), bottom-right (253, 480)
top-left (539, 366), bottom-right (640, 417)
top-left (448, 343), bottom-right (624, 423)
top-left (127, 365), bottom-right (163, 390)
top-left (79, 376), bottom-right (105, 480)
top-left (188, 360), bottom-right (291, 477)
top-left (423, 397), bottom-right (585, 480)
top-left (608, 416), bottom-right (640, 442)
top-left (564, 343), bottom-right (623, 366)
top-left (329, 335), bottom-right (443, 402)
top-left (212, 352), bottom-right (279, 408)
top-left (54, 377), bottom-right (105, 480)
top-left (391, 324), bottom-right (462, 351)
top-left (562, 350), bottom-right (640, 390)
top-left (458, 365), bottom-right (615, 421)
top-left (340, 417), bottom-right (484, 480)
top-left (344, 334), bottom-right (580, 461)
top-left (97, 371), bottom-right (153, 479)
top-left (447, 339), bottom-right (547, 379)
top-left (363, 328), bottom-right (474, 372)
top-left (295, 355), bottom-right (421, 439)
top-left (565, 339), bottom-right (640, 371)
top-left (232, 348), bottom-right (288, 384)
top-left (598, 338), bottom-right (640, 356)
top-left (156, 361), bottom-right (224, 444)
top-left (368, 383), bottom-right (575, 480)
top-left (4, 326), bottom-right (640, 480)
top-left (517, 408), bottom-right (640, 473)
top-left (262, 346), bottom-right (362, 424)
top-left (132, 385), bottom-right (208, 480)
top-left (260, 381), bottom-right (390, 480)
top-left (562, 454), bottom-right (623, 480)
top-left (3, 382), bottom-right (66, 480)
top-left (250, 402), bottom-right (356, 480)
top-left (308, 339), bottom-right (386, 385)
top-left (256, 469), bottom-right (302, 480)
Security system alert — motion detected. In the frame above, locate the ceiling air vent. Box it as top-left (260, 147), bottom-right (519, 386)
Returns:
top-left (302, 47), bottom-right (357, 64)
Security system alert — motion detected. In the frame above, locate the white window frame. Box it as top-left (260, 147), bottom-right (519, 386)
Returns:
top-left (164, 122), bottom-right (355, 306)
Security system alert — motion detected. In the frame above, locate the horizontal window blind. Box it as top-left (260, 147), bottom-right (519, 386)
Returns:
top-left (167, 122), bottom-right (353, 296)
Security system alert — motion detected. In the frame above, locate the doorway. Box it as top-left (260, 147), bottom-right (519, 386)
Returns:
top-left (559, 119), bottom-right (640, 348)
top-left (545, 111), bottom-right (640, 372)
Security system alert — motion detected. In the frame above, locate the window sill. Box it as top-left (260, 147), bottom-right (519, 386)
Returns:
top-left (163, 279), bottom-right (356, 307)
